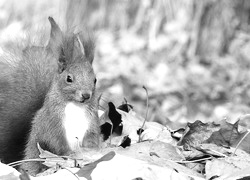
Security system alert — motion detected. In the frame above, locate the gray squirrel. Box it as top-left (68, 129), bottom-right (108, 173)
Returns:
top-left (0, 17), bottom-right (100, 175)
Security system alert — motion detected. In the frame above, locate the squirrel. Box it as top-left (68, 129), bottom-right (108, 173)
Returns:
top-left (0, 17), bottom-right (100, 175)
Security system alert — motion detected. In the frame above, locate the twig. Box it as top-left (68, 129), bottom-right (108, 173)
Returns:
top-left (138, 86), bottom-right (149, 142)
top-left (173, 157), bottom-right (212, 164)
top-left (7, 159), bottom-right (46, 167)
top-left (8, 155), bottom-right (76, 167)
top-left (99, 95), bottom-right (109, 103)
top-left (19, 169), bottom-right (31, 180)
top-left (207, 149), bottom-right (228, 157)
top-left (123, 97), bottom-right (127, 104)
top-left (109, 123), bottom-right (113, 145)
top-left (98, 104), bottom-right (106, 111)
top-left (59, 166), bottom-right (80, 180)
top-left (233, 130), bottom-right (250, 156)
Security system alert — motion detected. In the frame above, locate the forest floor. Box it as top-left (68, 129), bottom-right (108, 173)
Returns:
top-left (1, 0), bottom-right (250, 179)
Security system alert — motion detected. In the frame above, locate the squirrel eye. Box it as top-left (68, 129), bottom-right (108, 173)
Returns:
top-left (66, 74), bottom-right (73, 83)
top-left (94, 78), bottom-right (97, 84)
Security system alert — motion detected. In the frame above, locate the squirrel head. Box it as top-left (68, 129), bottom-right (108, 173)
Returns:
top-left (47, 17), bottom-right (96, 104)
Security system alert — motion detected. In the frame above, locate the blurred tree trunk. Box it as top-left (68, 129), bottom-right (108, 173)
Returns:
top-left (234, 0), bottom-right (250, 32)
top-left (190, 0), bottom-right (238, 59)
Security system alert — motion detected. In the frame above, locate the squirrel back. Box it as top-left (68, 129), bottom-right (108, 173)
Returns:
top-left (0, 17), bottom-right (100, 175)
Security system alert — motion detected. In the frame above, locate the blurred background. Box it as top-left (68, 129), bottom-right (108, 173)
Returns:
top-left (1, 0), bottom-right (250, 128)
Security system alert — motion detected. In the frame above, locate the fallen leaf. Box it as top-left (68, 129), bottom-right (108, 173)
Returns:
top-left (100, 102), bottom-right (123, 140)
top-left (205, 156), bottom-right (250, 180)
top-left (37, 143), bottom-right (76, 169)
top-left (205, 120), bottom-right (241, 147)
top-left (89, 152), bottom-right (202, 180)
top-left (76, 151), bottom-right (116, 180)
top-left (142, 122), bottom-right (174, 144)
top-left (177, 120), bottom-right (220, 149)
top-left (239, 114), bottom-right (250, 129)
top-left (149, 141), bottom-right (184, 161)
top-left (119, 135), bottom-right (131, 148)
top-left (0, 162), bottom-right (20, 180)
top-left (117, 102), bottom-right (133, 113)
top-left (205, 121), bottom-right (250, 153)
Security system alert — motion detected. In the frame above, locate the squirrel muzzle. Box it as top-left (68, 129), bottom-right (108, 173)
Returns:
top-left (76, 90), bottom-right (93, 103)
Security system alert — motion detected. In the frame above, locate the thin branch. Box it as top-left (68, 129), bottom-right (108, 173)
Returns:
top-left (173, 157), bottom-right (213, 164)
top-left (8, 155), bottom-right (76, 167)
top-left (109, 123), bottom-right (113, 145)
top-left (60, 166), bottom-right (80, 180)
top-left (233, 130), bottom-right (250, 156)
top-left (138, 86), bottom-right (149, 142)
top-left (8, 159), bottom-right (46, 167)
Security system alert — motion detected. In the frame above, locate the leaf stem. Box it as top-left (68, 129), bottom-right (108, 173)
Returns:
top-left (138, 86), bottom-right (149, 142)
top-left (233, 130), bottom-right (250, 156)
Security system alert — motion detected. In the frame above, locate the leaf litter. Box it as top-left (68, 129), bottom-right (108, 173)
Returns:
top-left (2, 101), bottom-right (250, 180)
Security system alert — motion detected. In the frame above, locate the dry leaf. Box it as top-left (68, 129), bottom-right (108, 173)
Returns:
top-left (177, 120), bottom-right (220, 149)
top-left (206, 156), bottom-right (250, 180)
top-left (0, 162), bottom-right (20, 180)
top-left (149, 141), bottom-right (184, 161)
top-left (37, 143), bottom-right (76, 169)
top-left (89, 152), bottom-right (201, 180)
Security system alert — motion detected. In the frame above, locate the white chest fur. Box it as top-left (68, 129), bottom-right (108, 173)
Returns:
top-left (63, 102), bottom-right (90, 151)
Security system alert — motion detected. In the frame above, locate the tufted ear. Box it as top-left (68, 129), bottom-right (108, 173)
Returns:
top-left (58, 47), bottom-right (67, 73)
top-left (47, 17), bottom-right (63, 56)
top-left (73, 33), bottom-right (95, 64)
top-left (72, 35), bottom-right (85, 61)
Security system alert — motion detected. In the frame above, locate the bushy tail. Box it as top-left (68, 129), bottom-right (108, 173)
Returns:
top-left (0, 20), bottom-right (57, 164)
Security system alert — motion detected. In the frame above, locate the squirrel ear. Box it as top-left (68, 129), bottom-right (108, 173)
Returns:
top-left (58, 48), bottom-right (67, 73)
top-left (74, 34), bottom-right (95, 64)
top-left (76, 35), bottom-right (85, 56)
top-left (47, 17), bottom-right (63, 54)
top-left (72, 35), bottom-right (85, 60)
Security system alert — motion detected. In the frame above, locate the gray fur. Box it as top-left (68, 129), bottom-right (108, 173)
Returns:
top-left (0, 17), bottom-right (99, 175)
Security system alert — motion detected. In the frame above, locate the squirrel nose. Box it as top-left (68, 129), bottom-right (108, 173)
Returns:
top-left (81, 93), bottom-right (91, 102)
top-left (76, 91), bottom-right (92, 103)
